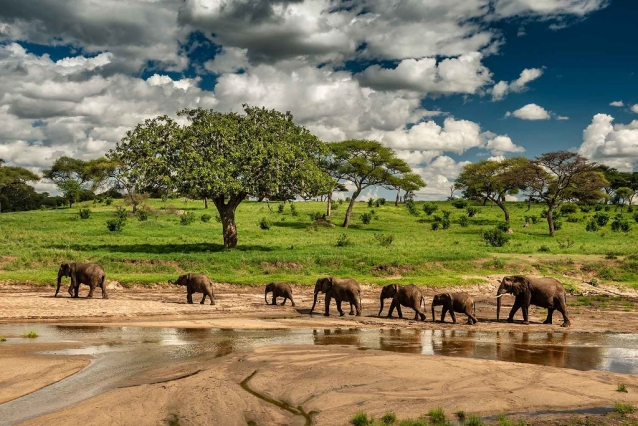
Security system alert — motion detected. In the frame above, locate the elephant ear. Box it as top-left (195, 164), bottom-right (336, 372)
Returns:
top-left (322, 277), bottom-right (333, 292)
top-left (511, 278), bottom-right (525, 296)
top-left (446, 293), bottom-right (453, 303)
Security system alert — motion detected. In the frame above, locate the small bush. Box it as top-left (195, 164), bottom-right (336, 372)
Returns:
top-left (633, 212), bottom-right (638, 223)
top-left (586, 219), bottom-right (599, 232)
top-left (427, 407), bottom-right (446, 424)
top-left (466, 206), bottom-right (478, 217)
top-left (277, 203), bottom-right (285, 214)
top-left (359, 212), bottom-right (373, 225)
top-left (423, 202), bottom-right (438, 215)
top-left (614, 402), bottom-right (635, 416)
top-left (431, 222), bottom-right (440, 231)
top-left (23, 330), bottom-right (38, 338)
top-left (496, 221), bottom-right (510, 232)
top-left (459, 216), bottom-right (469, 227)
top-left (309, 212), bottom-right (323, 221)
top-left (374, 234), bottom-right (394, 247)
top-left (605, 205), bottom-right (611, 211)
top-left (377, 198), bottom-right (386, 206)
top-left (617, 383), bottom-right (628, 393)
top-left (105, 197), bottom-right (113, 206)
top-left (628, 205), bottom-right (634, 213)
top-left (338, 199), bottom-right (344, 204)
top-left (594, 204), bottom-right (604, 211)
top-left (611, 216), bottom-right (631, 233)
top-left (580, 205), bottom-right (592, 213)
top-left (336, 234), bottom-right (353, 247)
top-left (115, 208), bottom-right (128, 220)
top-left (259, 217), bottom-right (271, 230)
top-left (290, 203), bottom-right (298, 216)
top-left (560, 202), bottom-right (578, 214)
top-left (455, 411), bottom-right (466, 422)
top-left (441, 210), bottom-right (451, 219)
top-left (215, 214), bottom-right (222, 223)
top-left (452, 199), bottom-right (468, 209)
top-left (595, 212), bottom-right (610, 226)
top-left (482, 228), bottom-right (509, 247)
top-left (539, 244), bottom-right (551, 253)
top-left (200, 213), bottom-right (212, 223)
top-left (180, 212), bottom-right (196, 225)
top-left (566, 215), bottom-right (579, 223)
top-left (367, 198), bottom-right (374, 207)
top-left (433, 215), bottom-right (442, 223)
top-left (137, 210), bottom-right (149, 221)
top-left (406, 199), bottom-right (419, 216)
top-left (381, 412), bottom-right (396, 425)
top-left (557, 237), bottom-right (575, 249)
top-left (553, 220), bottom-right (563, 231)
top-left (540, 209), bottom-right (549, 218)
top-left (441, 218), bottom-right (451, 229)
top-left (332, 202), bottom-right (339, 210)
top-left (106, 219), bottom-right (125, 232)
top-left (78, 208), bottom-right (91, 219)
top-left (350, 412), bottom-right (371, 426)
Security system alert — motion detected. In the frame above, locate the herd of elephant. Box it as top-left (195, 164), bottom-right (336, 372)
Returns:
top-left (55, 262), bottom-right (572, 327)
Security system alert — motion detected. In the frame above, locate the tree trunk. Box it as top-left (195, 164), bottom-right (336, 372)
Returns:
top-left (342, 189), bottom-right (361, 228)
top-left (527, 196), bottom-right (532, 211)
top-left (496, 201), bottom-right (510, 224)
top-left (204, 197), bottom-right (208, 209)
top-left (326, 192), bottom-right (332, 217)
top-left (395, 189), bottom-right (400, 206)
top-left (213, 194), bottom-right (245, 248)
top-left (547, 206), bottom-right (556, 236)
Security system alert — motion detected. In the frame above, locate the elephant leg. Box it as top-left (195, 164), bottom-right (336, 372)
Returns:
top-left (387, 300), bottom-right (396, 318)
top-left (200, 294), bottom-right (207, 304)
top-left (87, 285), bottom-right (95, 298)
top-left (271, 296), bottom-right (277, 305)
top-left (67, 285), bottom-right (74, 297)
top-left (187, 291), bottom-right (193, 304)
top-left (347, 296), bottom-right (356, 315)
top-left (324, 295), bottom-right (331, 317)
top-left (544, 308), bottom-right (554, 324)
top-left (209, 291), bottom-right (215, 305)
top-left (521, 305), bottom-right (529, 325)
top-left (418, 308), bottom-right (426, 321)
top-left (507, 301), bottom-right (521, 323)
top-left (467, 312), bottom-right (478, 324)
top-left (289, 295), bottom-right (296, 307)
top-left (440, 306), bottom-right (447, 323)
top-left (557, 299), bottom-right (571, 327)
top-left (336, 300), bottom-right (345, 316)
top-left (449, 309), bottom-right (457, 324)
top-left (396, 304), bottom-right (403, 319)
top-left (281, 297), bottom-right (287, 306)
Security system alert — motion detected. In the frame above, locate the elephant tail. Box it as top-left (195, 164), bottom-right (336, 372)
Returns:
top-left (473, 301), bottom-right (476, 316)
top-left (420, 295), bottom-right (425, 310)
top-left (359, 288), bottom-right (362, 310)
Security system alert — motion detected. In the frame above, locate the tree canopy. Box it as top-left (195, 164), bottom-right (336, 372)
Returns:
top-left (0, 161), bottom-right (40, 213)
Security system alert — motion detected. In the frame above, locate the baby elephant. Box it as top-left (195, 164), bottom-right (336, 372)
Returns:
top-left (264, 282), bottom-right (295, 306)
top-left (169, 273), bottom-right (215, 305)
top-left (378, 284), bottom-right (426, 321)
top-left (431, 292), bottom-right (477, 325)
top-left (56, 262), bottom-right (107, 299)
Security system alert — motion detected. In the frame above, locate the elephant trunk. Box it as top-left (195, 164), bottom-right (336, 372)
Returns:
top-left (431, 304), bottom-right (435, 322)
top-left (497, 296), bottom-right (502, 321)
top-left (378, 296), bottom-right (384, 317)
top-left (264, 288), bottom-right (269, 304)
top-left (310, 290), bottom-right (319, 314)
top-left (55, 272), bottom-right (62, 297)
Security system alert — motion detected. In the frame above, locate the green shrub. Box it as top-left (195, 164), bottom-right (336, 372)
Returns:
top-left (137, 210), bottom-right (149, 221)
top-left (360, 212), bottom-right (373, 225)
top-left (290, 203), bottom-right (298, 216)
top-left (538, 244), bottom-right (551, 253)
top-left (381, 412), bottom-right (396, 425)
top-left (441, 218), bottom-right (451, 229)
top-left (106, 219), bottom-right (125, 232)
top-left (0, 336), bottom-right (6, 342)
top-left (455, 411), bottom-right (466, 422)
top-left (338, 199), bottom-right (344, 204)
top-left (377, 198), bottom-right (386, 206)
top-left (560, 202), bottom-right (578, 214)
top-left (23, 330), bottom-right (38, 338)
top-left (180, 212), bottom-right (196, 225)
top-left (567, 215), bottom-right (579, 223)
top-left (427, 407), bottom-right (446, 424)
top-left (595, 212), bottom-right (610, 226)
top-left (200, 213), bottom-right (212, 223)
top-left (580, 205), bottom-right (592, 213)
top-left (309, 212), bottom-right (323, 221)
top-left (614, 402), bottom-right (635, 416)
top-left (78, 208), bottom-right (91, 219)
top-left (466, 416), bottom-right (484, 426)
top-left (628, 205), bottom-right (634, 213)
top-left (336, 234), bottom-right (353, 247)
top-left (374, 234), bottom-right (394, 247)
top-left (277, 203), bottom-right (285, 214)
top-left (466, 206), bottom-right (478, 217)
top-left (259, 217), bottom-right (271, 230)
top-left (105, 197), bottom-right (113, 206)
top-left (553, 220), bottom-right (563, 230)
top-left (423, 202), bottom-right (438, 215)
top-left (594, 204), bottom-right (603, 211)
top-left (524, 215), bottom-right (538, 224)
top-left (482, 228), bottom-right (509, 247)
top-left (431, 222), bottom-right (440, 231)
top-left (633, 212), bottom-right (638, 223)
top-left (611, 216), bottom-right (631, 232)
top-left (540, 209), bottom-right (548, 218)
top-left (115, 208), bottom-right (128, 220)
top-left (332, 202), bottom-right (339, 210)
top-left (350, 412), bottom-right (372, 426)
top-left (586, 219), bottom-right (599, 232)
top-left (557, 237), bottom-right (575, 249)
top-left (617, 383), bottom-right (628, 393)
top-left (459, 216), bottom-right (469, 227)
top-left (368, 198), bottom-right (374, 207)
top-left (406, 199), bottom-right (419, 216)
top-left (605, 205), bottom-right (611, 211)
top-left (452, 199), bottom-right (468, 209)
top-left (442, 210), bottom-right (451, 219)
top-left (496, 221), bottom-right (510, 232)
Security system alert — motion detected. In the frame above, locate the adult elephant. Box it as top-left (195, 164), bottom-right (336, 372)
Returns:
top-left (55, 263), bottom-right (107, 299)
top-left (496, 275), bottom-right (571, 327)
top-left (310, 277), bottom-right (362, 317)
top-left (169, 273), bottom-right (215, 305)
top-left (378, 284), bottom-right (426, 321)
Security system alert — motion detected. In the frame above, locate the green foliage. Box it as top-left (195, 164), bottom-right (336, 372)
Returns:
top-left (633, 212), bottom-right (638, 223)
top-left (423, 202), bottom-right (438, 215)
top-left (377, 198), bottom-right (386, 206)
top-left (427, 408), bottom-right (446, 424)
top-left (180, 212), bottom-right (196, 225)
top-left (614, 402), bottom-right (635, 416)
top-left (594, 204), bottom-right (604, 211)
top-left (586, 219), bottom-right (599, 232)
top-left (566, 215), bottom-right (579, 223)
top-left (309, 212), bottom-right (323, 221)
top-left (605, 205), bottom-right (611, 211)
top-left (611, 216), bottom-right (631, 232)
top-left (360, 212), bottom-right (373, 225)
top-left (557, 237), bottom-right (575, 249)
top-left (368, 198), bottom-right (374, 207)
top-left (455, 411), bottom-right (466, 422)
top-left (496, 415), bottom-right (525, 426)
top-left (560, 202), bottom-right (578, 214)
top-left (594, 212), bottom-right (609, 226)
top-left (336, 233), bottom-right (352, 247)
top-left (106, 219), bottom-right (125, 232)
top-left (580, 205), bottom-right (592, 213)
top-left (431, 222), bottom-right (440, 231)
top-left (458, 216), bottom-right (469, 227)
top-left (277, 203), bottom-right (285, 214)
top-left (617, 383), bottom-right (628, 393)
top-left (441, 210), bottom-right (451, 220)
top-left (466, 206), bottom-right (477, 217)
top-left (441, 218), bottom-right (451, 229)
top-left (553, 220), bottom-right (563, 231)
top-left (115, 208), bottom-right (128, 220)
top-left (290, 203), bottom-right (298, 216)
top-left (406, 199), bottom-right (419, 216)
top-left (23, 330), bottom-right (38, 338)
top-left (628, 205), bottom-right (634, 213)
top-left (0, 336), bottom-right (6, 342)
top-left (374, 234), bottom-right (394, 247)
top-left (215, 214), bottom-right (222, 223)
top-left (466, 416), bottom-right (484, 426)
top-left (482, 228), bottom-right (509, 247)
top-left (137, 210), bottom-right (149, 221)
top-left (78, 208), bottom-right (91, 219)
top-left (381, 412), bottom-right (397, 425)
top-left (259, 217), bottom-right (271, 230)
top-left (451, 199), bottom-right (468, 209)
top-left (350, 412), bottom-right (372, 426)
top-left (538, 244), bottom-right (551, 252)
top-left (524, 215), bottom-right (538, 224)
top-left (105, 197), bottom-right (113, 206)
top-left (200, 213), bottom-right (212, 223)
top-left (540, 209), bottom-right (548, 218)
top-left (496, 221), bottom-right (510, 232)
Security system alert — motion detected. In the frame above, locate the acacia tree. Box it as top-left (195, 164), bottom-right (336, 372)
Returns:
top-left (0, 160), bottom-right (40, 213)
top-left (326, 140), bottom-right (420, 228)
top-left (521, 151), bottom-right (606, 236)
top-left (455, 157), bottom-right (529, 224)
top-left (391, 173), bottom-right (426, 206)
top-left (615, 187), bottom-right (635, 212)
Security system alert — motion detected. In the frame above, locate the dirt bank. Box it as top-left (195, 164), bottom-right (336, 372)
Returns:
top-left (1, 283), bottom-right (636, 333)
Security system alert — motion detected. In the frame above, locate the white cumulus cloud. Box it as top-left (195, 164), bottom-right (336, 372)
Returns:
top-left (492, 67), bottom-right (544, 101)
top-left (610, 101), bottom-right (624, 107)
top-left (578, 113), bottom-right (638, 171)
top-left (506, 103), bottom-right (552, 120)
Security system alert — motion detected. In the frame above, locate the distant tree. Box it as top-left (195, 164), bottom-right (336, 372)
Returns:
top-left (0, 161), bottom-right (40, 213)
top-left (42, 156), bottom-right (103, 208)
top-left (615, 187), bottom-right (635, 212)
top-left (390, 172), bottom-right (426, 206)
top-left (595, 165), bottom-right (629, 203)
top-left (455, 157), bottom-right (529, 224)
top-left (326, 140), bottom-right (420, 228)
top-left (520, 151), bottom-right (607, 236)
top-left (111, 106), bottom-right (331, 248)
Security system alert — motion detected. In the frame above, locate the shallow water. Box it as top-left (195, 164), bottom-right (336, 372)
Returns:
top-left (0, 325), bottom-right (637, 425)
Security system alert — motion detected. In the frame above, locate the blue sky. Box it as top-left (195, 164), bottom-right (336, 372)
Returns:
top-left (0, 0), bottom-right (637, 199)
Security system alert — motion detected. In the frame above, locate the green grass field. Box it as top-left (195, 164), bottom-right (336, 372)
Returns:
top-left (1, 198), bottom-right (638, 288)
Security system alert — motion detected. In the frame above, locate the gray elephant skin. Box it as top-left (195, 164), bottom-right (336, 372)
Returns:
top-left (265, 282), bottom-right (295, 306)
top-left (496, 275), bottom-right (571, 327)
top-left (431, 292), bottom-right (477, 324)
top-left (169, 273), bottom-right (215, 305)
top-left (56, 262), bottom-right (107, 299)
top-left (310, 277), bottom-right (362, 317)
top-left (378, 284), bottom-right (426, 321)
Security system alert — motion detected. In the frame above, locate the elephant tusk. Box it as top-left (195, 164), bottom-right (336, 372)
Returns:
top-left (495, 293), bottom-right (507, 298)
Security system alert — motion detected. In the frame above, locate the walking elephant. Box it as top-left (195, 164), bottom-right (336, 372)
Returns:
top-left (496, 275), bottom-right (571, 327)
top-left (378, 284), bottom-right (426, 321)
top-left (55, 263), bottom-right (107, 299)
top-left (431, 292), bottom-right (477, 324)
top-left (168, 273), bottom-right (215, 305)
top-left (264, 282), bottom-right (295, 306)
top-left (310, 277), bottom-right (362, 317)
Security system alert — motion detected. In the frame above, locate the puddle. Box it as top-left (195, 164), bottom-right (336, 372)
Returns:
top-left (1, 325), bottom-right (637, 425)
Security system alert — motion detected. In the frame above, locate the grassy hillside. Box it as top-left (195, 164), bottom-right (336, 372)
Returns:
top-left (1, 198), bottom-right (638, 288)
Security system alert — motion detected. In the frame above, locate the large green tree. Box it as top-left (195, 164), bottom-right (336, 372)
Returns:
top-left (110, 106), bottom-right (331, 248)
top-left (455, 157), bottom-right (529, 224)
top-left (521, 151), bottom-right (607, 236)
top-left (43, 156), bottom-right (100, 207)
top-left (326, 140), bottom-right (420, 228)
top-left (0, 160), bottom-right (40, 213)
top-left (391, 172), bottom-right (426, 206)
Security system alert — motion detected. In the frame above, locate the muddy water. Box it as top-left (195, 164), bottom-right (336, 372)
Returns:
top-left (0, 325), bottom-right (637, 425)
